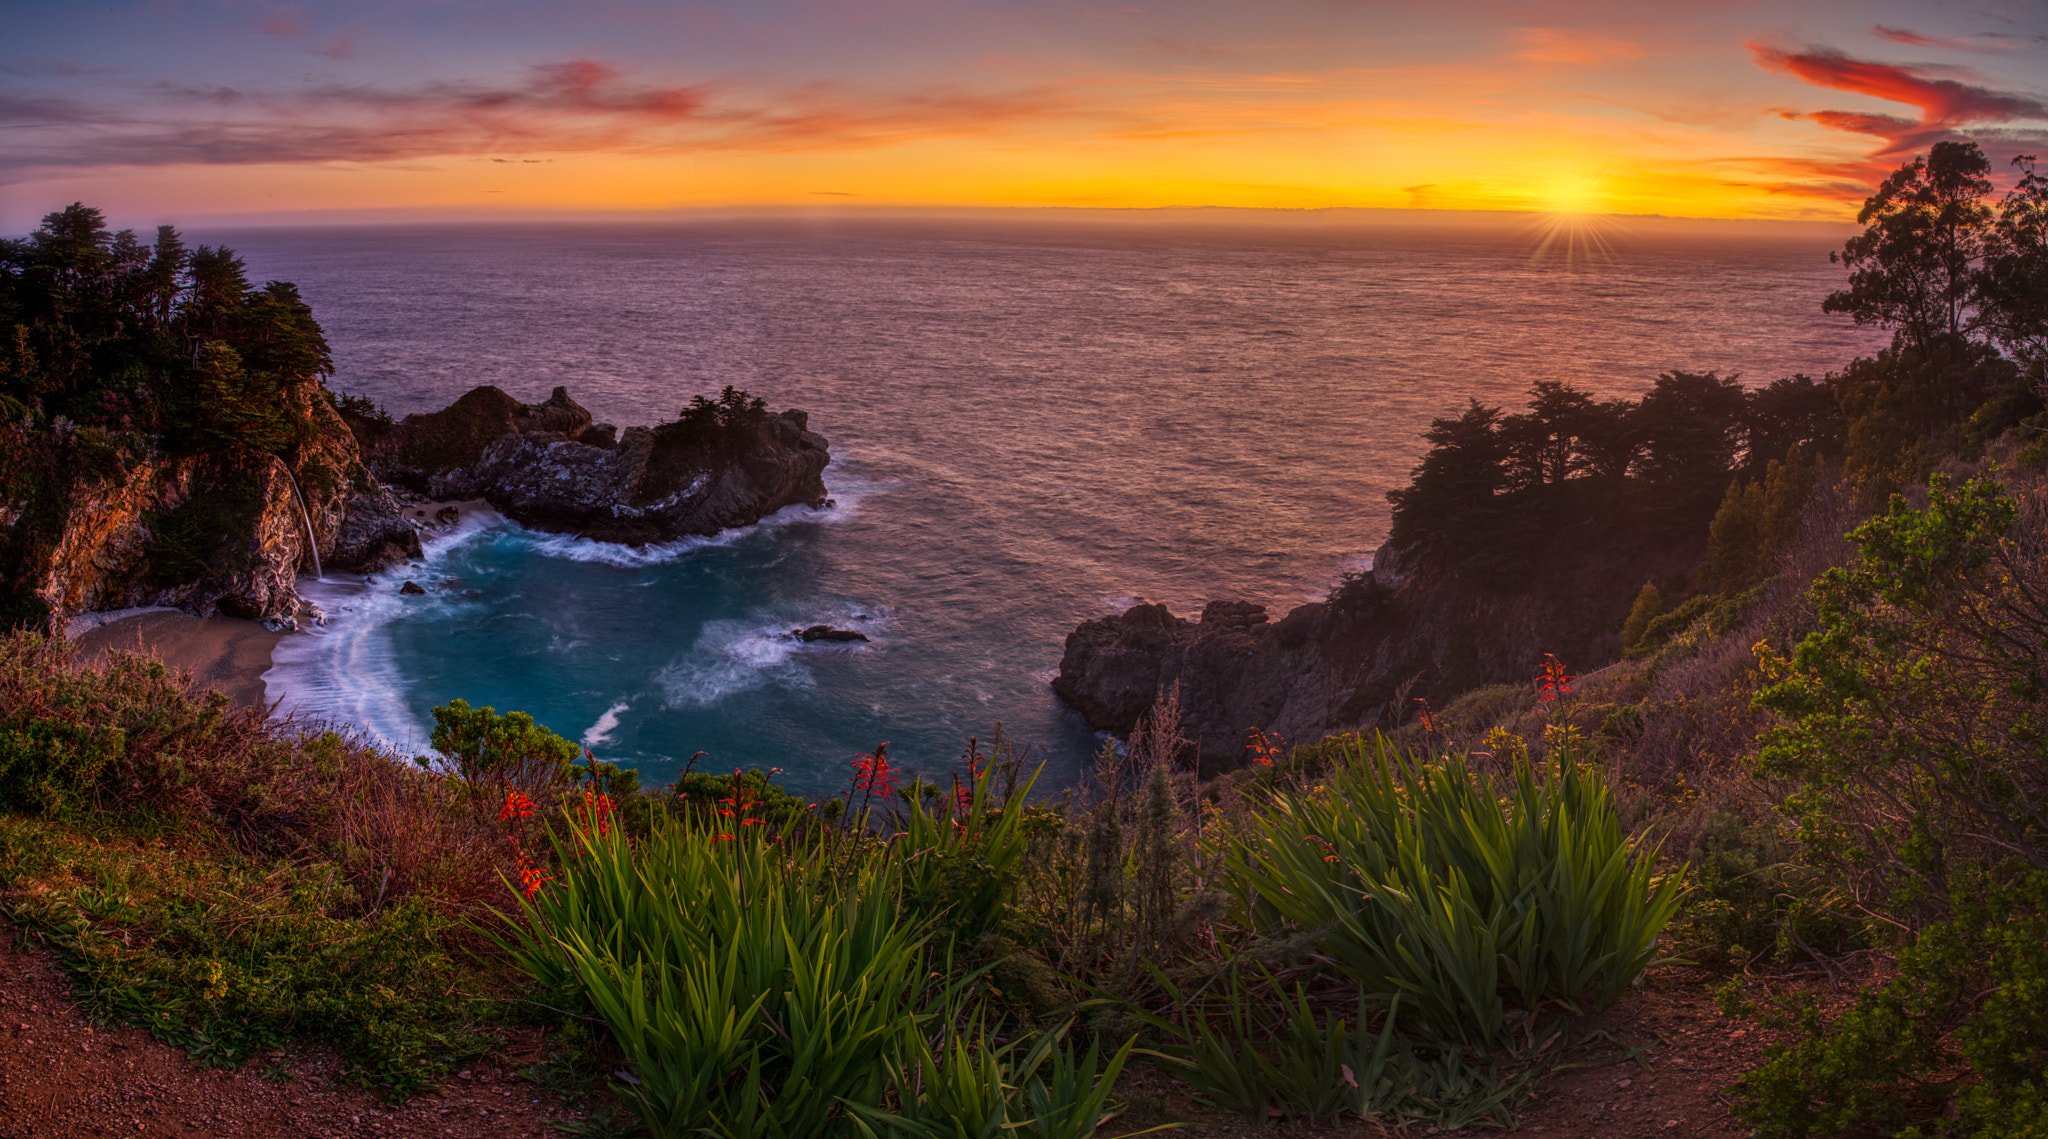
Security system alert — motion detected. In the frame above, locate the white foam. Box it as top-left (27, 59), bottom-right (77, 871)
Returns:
top-left (656, 619), bottom-right (811, 708)
top-left (262, 504), bottom-right (512, 753)
top-left (655, 603), bottom-right (887, 709)
top-left (266, 574), bottom-right (434, 754)
top-left (582, 701), bottom-right (630, 747)
top-left (524, 528), bottom-right (738, 567)
top-left (522, 455), bottom-right (878, 567)
top-left (262, 464), bottom-right (878, 744)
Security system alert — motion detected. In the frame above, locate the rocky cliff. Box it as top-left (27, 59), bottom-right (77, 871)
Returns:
top-left (1053, 511), bottom-right (1707, 773)
top-left (15, 386), bottom-right (420, 628)
top-left (351, 386), bottom-right (831, 544)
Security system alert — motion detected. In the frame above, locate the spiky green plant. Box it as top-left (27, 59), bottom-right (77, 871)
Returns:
top-left (496, 759), bottom-right (1130, 1139)
top-left (1223, 734), bottom-right (1683, 1046)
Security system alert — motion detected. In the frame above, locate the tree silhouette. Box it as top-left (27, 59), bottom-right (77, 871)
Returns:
top-left (1825, 140), bottom-right (1995, 353)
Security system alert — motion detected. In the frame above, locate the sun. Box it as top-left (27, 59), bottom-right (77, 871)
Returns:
top-left (1534, 166), bottom-right (1612, 216)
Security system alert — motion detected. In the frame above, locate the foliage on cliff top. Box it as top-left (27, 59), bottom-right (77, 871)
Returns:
top-left (0, 203), bottom-right (332, 448)
top-left (0, 203), bottom-right (351, 628)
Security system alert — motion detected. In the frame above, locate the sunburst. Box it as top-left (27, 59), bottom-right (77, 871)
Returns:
top-left (1526, 210), bottom-right (1626, 267)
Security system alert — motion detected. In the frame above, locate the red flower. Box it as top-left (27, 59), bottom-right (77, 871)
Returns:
top-left (1245, 727), bottom-right (1286, 767)
top-left (1534, 653), bottom-right (1576, 704)
top-left (498, 790), bottom-right (537, 822)
top-left (851, 746), bottom-right (900, 797)
top-left (572, 784), bottom-right (616, 839)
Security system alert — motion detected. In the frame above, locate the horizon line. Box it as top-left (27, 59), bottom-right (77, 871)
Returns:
top-left (11, 201), bottom-right (1861, 237)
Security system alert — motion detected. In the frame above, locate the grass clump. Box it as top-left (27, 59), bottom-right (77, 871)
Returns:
top-left (496, 761), bottom-right (1147, 1139)
top-left (1223, 734), bottom-right (1682, 1048)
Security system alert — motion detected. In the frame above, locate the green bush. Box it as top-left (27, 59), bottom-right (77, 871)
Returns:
top-left (1149, 972), bottom-right (1540, 1128)
top-left (0, 714), bottom-right (126, 815)
top-left (1737, 870), bottom-right (2048, 1137)
top-left (1670, 808), bottom-right (1865, 969)
top-left (1, 818), bottom-right (481, 1098)
top-left (144, 468), bottom-right (266, 586)
top-left (427, 697), bottom-right (580, 786)
top-left (1222, 734), bottom-right (1682, 1046)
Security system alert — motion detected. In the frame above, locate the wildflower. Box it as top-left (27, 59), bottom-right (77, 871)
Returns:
top-left (497, 790), bottom-right (537, 822)
top-left (1245, 727), bottom-right (1286, 767)
top-left (1302, 833), bottom-right (1341, 864)
top-left (1534, 653), bottom-right (1575, 703)
top-left (572, 783), bottom-right (615, 839)
top-left (851, 744), bottom-right (900, 798)
top-left (517, 861), bottom-right (553, 899)
top-left (1413, 697), bottom-right (1439, 734)
top-left (506, 835), bottom-right (553, 899)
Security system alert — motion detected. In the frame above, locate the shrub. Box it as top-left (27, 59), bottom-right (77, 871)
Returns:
top-left (1737, 870), bottom-right (2048, 1137)
top-left (1739, 469), bottom-right (2048, 1134)
top-left (1667, 807), bottom-right (1864, 969)
top-left (1222, 734), bottom-right (1682, 1046)
top-left (427, 697), bottom-right (581, 787)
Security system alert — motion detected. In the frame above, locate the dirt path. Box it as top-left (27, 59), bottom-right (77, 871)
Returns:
top-left (1, 931), bottom-right (1784, 1139)
top-left (0, 936), bottom-right (574, 1139)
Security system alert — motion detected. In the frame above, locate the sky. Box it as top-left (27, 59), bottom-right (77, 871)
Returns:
top-left (3, 0), bottom-right (2046, 230)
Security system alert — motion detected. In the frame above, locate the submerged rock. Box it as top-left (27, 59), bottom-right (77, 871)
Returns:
top-left (796, 625), bottom-right (869, 643)
top-left (399, 580), bottom-right (426, 595)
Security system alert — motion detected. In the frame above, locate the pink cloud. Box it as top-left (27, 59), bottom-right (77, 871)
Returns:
top-left (1870, 25), bottom-right (2046, 54)
top-left (1750, 44), bottom-right (2047, 131)
top-left (1746, 42), bottom-right (2048, 203)
top-left (0, 58), bottom-right (1092, 176)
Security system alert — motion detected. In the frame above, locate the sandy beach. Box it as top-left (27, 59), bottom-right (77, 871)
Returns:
top-left (68, 610), bottom-right (284, 710)
top-left (59, 497), bottom-right (482, 719)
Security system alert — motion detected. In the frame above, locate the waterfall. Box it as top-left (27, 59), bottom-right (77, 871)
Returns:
top-left (282, 464), bottom-right (325, 581)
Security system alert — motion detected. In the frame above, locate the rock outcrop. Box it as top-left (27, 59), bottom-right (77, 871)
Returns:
top-left (25, 386), bottom-right (420, 626)
top-left (355, 386), bottom-right (831, 545)
top-left (1054, 516), bottom-right (1709, 773)
top-left (1054, 600), bottom-right (1387, 774)
top-left (795, 625), bottom-right (869, 643)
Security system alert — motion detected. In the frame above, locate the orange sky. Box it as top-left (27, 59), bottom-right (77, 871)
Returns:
top-left (3, 1), bottom-right (2045, 229)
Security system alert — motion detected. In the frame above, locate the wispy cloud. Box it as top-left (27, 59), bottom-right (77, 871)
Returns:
top-left (0, 58), bottom-right (1091, 178)
top-left (1746, 41), bottom-right (2048, 202)
top-left (1751, 44), bottom-right (2048, 139)
top-left (1871, 25), bottom-right (2047, 54)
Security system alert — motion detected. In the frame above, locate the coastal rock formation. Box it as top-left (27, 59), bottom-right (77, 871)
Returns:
top-left (1054, 600), bottom-right (1384, 774)
top-left (23, 386), bottom-right (420, 625)
top-left (352, 386), bottom-right (831, 544)
top-left (1054, 520), bottom-right (1707, 773)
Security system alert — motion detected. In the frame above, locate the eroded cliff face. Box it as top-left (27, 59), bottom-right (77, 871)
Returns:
top-left (356, 386), bottom-right (832, 544)
top-left (1054, 516), bottom-right (1708, 773)
top-left (23, 386), bottom-right (421, 626)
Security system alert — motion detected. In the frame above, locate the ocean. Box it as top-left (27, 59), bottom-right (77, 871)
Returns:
top-left (213, 214), bottom-right (1887, 798)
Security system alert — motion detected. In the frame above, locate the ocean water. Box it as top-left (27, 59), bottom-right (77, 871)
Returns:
top-left (220, 215), bottom-right (1886, 798)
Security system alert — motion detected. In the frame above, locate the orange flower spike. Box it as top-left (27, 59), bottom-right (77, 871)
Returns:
top-left (1534, 653), bottom-right (1576, 703)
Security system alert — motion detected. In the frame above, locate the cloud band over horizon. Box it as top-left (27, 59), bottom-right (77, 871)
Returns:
top-left (3, 0), bottom-right (2044, 228)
